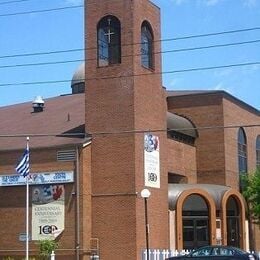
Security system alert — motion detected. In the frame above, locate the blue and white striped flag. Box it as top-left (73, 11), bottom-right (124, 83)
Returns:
top-left (15, 143), bottom-right (30, 177)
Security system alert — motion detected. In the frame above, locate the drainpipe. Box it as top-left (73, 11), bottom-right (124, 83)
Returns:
top-left (76, 146), bottom-right (80, 260)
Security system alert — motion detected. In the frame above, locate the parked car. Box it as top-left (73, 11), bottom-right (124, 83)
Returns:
top-left (166, 246), bottom-right (259, 260)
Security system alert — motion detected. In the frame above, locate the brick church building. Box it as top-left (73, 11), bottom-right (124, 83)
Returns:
top-left (0, 0), bottom-right (259, 259)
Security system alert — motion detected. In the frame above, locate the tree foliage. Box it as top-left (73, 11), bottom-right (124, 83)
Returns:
top-left (38, 239), bottom-right (58, 260)
top-left (242, 168), bottom-right (260, 224)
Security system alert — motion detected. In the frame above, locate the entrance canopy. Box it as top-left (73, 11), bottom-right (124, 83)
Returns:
top-left (168, 184), bottom-right (231, 210)
top-left (167, 112), bottom-right (198, 138)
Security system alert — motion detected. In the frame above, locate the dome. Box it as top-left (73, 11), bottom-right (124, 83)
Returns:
top-left (71, 62), bottom-right (85, 94)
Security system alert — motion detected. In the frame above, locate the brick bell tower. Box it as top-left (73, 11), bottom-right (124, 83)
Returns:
top-left (85, 0), bottom-right (168, 259)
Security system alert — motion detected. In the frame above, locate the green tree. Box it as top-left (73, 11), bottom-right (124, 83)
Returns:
top-left (242, 168), bottom-right (260, 224)
top-left (38, 239), bottom-right (58, 260)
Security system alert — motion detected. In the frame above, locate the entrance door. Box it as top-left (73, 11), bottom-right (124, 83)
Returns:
top-left (183, 218), bottom-right (209, 249)
top-left (182, 194), bottom-right (210, 250)
top-left (227, 217), bottom-right (240, 247)
top-left (226, 197), bottom-right (240, 248)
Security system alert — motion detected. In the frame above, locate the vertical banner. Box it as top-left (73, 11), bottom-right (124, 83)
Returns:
top-left (144, 133), bottom-right (160, 188)
top-left (32, 185), bottom-right (65, 240)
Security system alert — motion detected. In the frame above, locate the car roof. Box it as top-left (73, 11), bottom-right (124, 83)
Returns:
top-left (192, 245), bottom-right (248, 254)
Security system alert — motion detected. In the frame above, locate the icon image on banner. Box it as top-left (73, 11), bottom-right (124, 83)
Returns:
top-left (32, 185), bottom-right (64, 205)
top-left (148, 172), bottom-right (158, 182)
top-left (144, 134), bottom-right (159, 152)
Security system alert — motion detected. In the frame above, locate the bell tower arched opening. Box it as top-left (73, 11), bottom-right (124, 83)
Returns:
top-left (97, 15), bottom-right (121, 67)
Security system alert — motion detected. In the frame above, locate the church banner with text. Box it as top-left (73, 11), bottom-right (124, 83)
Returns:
top-left (32, 185), bottom-right (65, 240)
top-left (144, 134), bottom-right (160, 188)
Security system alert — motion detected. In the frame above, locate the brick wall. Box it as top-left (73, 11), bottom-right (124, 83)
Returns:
top-left (222, 97), bottom-right (260, 188)
top-left (167, 139), bottom-right (197, 184)
top-left (167, 92), bottom-right (260, 250)
top-left (168, 93), bottom-right (226, 185)
top-left (85, 0), bottom-right (168, 259)
top-left (168, 93), bottom-right (260, 187)
top-left (0, 147), bottom-right (78, 258)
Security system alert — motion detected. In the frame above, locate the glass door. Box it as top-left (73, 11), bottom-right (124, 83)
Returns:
top-left (227, 217), bottom-right (240, 248)
top-left (183, 219), bottom-right (194, 249)
top-left (183, 218), bottom-right (209, 249)
top-left (196, 219), bottom-right (209, 248)
top-left (226, 197), bottom-right (240, 248)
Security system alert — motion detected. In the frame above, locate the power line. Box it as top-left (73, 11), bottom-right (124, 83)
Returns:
top-left (1, 38), bottom-right (260, 68)
top-left (2, 26), bottom-right (260, 60)
top-left (0, 61), bottom-right (260, 87)
top-left (0, 0), bottom-right (259, 53)
top-left (0, 0), bottom-right (33, 5)
top-left (164, 27), bottom-right (260, 41)
top-left (0, 33), bottom-right (260, 65)
top-left (0, 79), bottom-right (72, 87)
top-left (82, 61), bottom-right (260, 79)
top-left (0, 48), bottom-right (84, 60)
top-left (162, 61), bottom-right (260, 75)
top-left (0, 59), bottom-right (83, 69)
top-left (167, 38), bottom-right (260, 53)
top-left (89, 123), bottom-right (260, 136)
top-left (0, 4), bottom-right (83, 17)
top-left (0, 124), bottom-right (259, 138)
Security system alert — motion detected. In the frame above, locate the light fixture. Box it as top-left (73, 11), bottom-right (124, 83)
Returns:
top-left (141, 188), bottom-right (151, 260)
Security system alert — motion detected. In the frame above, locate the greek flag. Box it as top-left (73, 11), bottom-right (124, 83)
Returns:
top-left (15, 143), bottom-right (30, 177)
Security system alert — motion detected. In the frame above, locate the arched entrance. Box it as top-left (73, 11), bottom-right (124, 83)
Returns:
top-left (226, 196), bottom-right (240, 248)
top-left (182, 194), bottom-right (210, 249)
top-left (169, 185), bottom-right (217, 250)
top-left (221, 190), bottom-right (246, 250)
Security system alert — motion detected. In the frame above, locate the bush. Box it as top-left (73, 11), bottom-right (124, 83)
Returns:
top-left (38, 239), bottom-right (58, 260)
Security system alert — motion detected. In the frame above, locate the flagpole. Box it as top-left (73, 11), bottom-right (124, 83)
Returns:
top-left (15, 136), bottom-right (30, 259)
top-left (26, 136), bottom-right (29, 260)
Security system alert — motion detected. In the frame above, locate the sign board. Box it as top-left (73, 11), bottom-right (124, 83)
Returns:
top-left (0, 171), bottom-right (74, 186)
top-left (32, 185), bottom-right (65, 240)
top-left (19, 233), bottom-right (31, 242)
top-left (144, 134), bottom-right (160, 188)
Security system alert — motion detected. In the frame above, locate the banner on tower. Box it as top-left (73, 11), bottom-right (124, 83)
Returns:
top-left (144, 134), bottom-right (160, 188)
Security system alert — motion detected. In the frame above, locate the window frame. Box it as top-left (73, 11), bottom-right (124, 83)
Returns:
top-left (256, 135), bottom-right (260, 168)
top-left (238, 128), bottom-right (248, 174)
top-left (141, 21), bottom-right (154, 70)
top-left (97, 15), bottom-right (121, 67)
top-left (238, 128), bottom-right (248, 190)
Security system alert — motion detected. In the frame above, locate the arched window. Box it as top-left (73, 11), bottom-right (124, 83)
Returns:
top-left (238, 128), bottom-right (247, 190)
top-left (141, 21), bottom-right (154, 69)
top-left (256, 135), bottom-right (260, 168)
top-left (97, 15), bottom-right (121, 67)
top-left (238, 128), bottom-right (247, 173)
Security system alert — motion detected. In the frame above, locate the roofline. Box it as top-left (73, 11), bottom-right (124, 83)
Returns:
top-left (0, 92), bottom-right (84, 109)
top-left (0, 138), bottom-right (91, 153)
top-left (149, 0), bottom-right (160, 10)
top-left (167, 90), bottom-right (260, 116)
